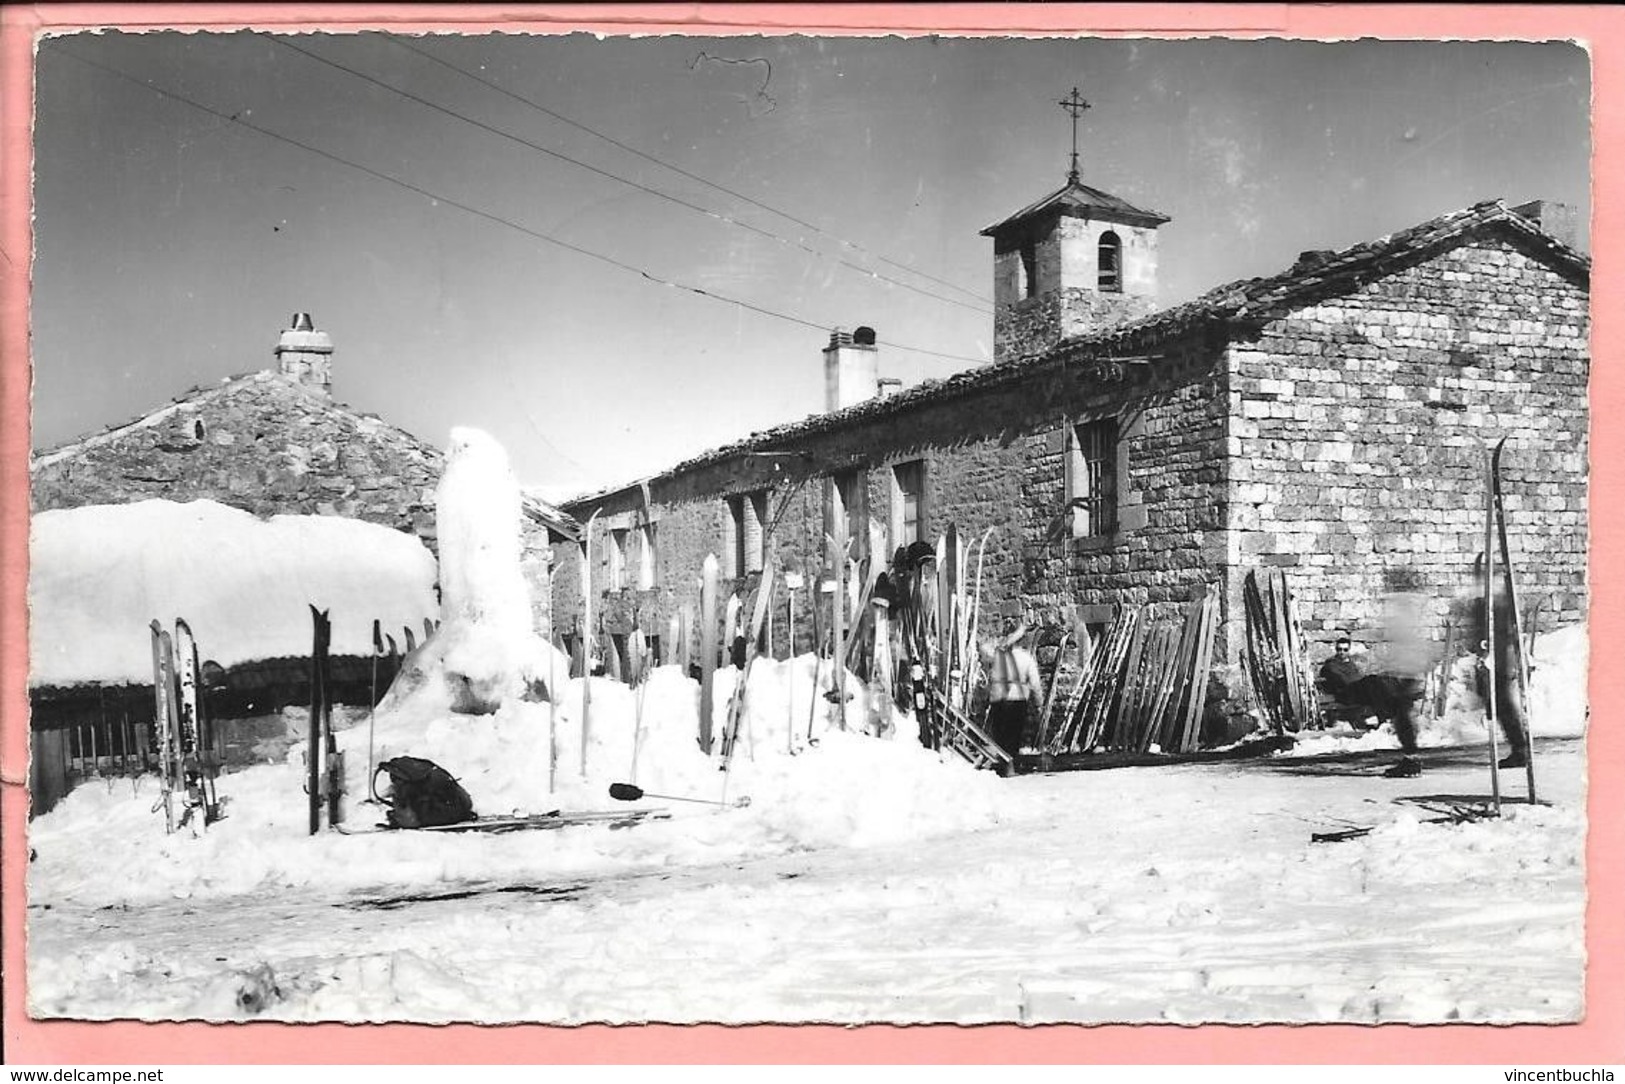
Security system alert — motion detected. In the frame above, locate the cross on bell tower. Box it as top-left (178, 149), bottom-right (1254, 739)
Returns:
top-left (1059, 86), bottom-right (1090, 185)
top-left (980, 85), bottom-right (1171, 361)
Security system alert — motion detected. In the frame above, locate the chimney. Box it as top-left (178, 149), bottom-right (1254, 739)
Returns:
top-left (1511, 200), bottom-right (1585, 251)
top-left (275, 312), bottom-right (334, 395)
top-left (823, 325), bottom-right (879, 412)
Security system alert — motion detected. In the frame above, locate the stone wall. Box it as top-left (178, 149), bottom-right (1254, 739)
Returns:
top-left (994, 288), bottom-right (1159, 363)
top-left (554, 353), bottom-right (1220, 667)
top-left (1225, 236), bottom-right (1590, 662)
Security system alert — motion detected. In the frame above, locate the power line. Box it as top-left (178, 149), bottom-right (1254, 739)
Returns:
top-left (375, 31), bottom-right (996, 310)
top-left (53, 44), bottom-right (990, 369)
top-left (266, 34), bottom-right (993, 318)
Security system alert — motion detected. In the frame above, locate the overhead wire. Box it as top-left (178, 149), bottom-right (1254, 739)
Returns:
top-left (53, 44), bottom-right (990, 368)
top-left (373, 31), bottom-right (995, 309)
top-left (267, 34), bottom-right (994, 318)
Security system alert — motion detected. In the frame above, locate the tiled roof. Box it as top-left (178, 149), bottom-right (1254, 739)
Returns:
top-left (980, 177), bottom-right (1172, 236)
top-left (29, 371), bottom-right (581, 540)
top-left (565, 199), bottom-right (1588, 512)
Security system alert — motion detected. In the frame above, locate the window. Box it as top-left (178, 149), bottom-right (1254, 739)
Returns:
top-left (1066, 418), bottom-right (1119, 539)
top-left (831, 470), bottom-right (868, 557)
top-left (891, 460), bottom-right (926, 547)
top-left (1098, 231), bottom-right (1122, 293)
top-left (636, 523), bottom-right (658, 590)
top-left (1019, 240), bottom-right (1039, 299)
top-left (725, 492), bottom-right (768, 577)
top-left (607, 528), bottom-right (629, 590)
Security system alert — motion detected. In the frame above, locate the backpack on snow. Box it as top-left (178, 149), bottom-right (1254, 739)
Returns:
top-left (372, 756), bottom-right (475, 829)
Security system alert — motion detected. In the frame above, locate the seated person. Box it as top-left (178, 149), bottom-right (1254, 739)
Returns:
top-left (1317, 635), bottom-right (1376, 728)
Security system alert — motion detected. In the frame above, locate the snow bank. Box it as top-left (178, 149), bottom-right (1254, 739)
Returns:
top-left (28, 654), bottom-right (1001, 909)
top-left (28, 500), bottom-right (438, 687)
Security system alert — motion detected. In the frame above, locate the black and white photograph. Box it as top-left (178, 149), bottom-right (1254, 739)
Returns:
top-left (24, 28), bottom-right (1590, 1025)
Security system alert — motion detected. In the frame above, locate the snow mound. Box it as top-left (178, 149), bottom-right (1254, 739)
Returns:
top-left (378, 428), bottom-right (563, 716)
top-left (28, 500), bottom-right (438, 687)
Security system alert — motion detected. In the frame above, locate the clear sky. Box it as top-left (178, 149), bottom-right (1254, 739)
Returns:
top-left (30, 32), bottom-right (1590, 498)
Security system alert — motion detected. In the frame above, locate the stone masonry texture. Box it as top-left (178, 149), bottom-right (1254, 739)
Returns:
top-left (1223, 237), bottom-right (1588, 660)
top-left (556, 227), bottom-right (1588, 692)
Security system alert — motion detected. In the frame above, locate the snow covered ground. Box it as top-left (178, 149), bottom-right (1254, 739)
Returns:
top-left (27, 727), bottom-right (1585, 1025)
top-left (27, 625), bottom-right (1588, 1026)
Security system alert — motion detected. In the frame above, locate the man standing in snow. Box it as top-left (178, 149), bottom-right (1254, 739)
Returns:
top-left (981, 618), bottom-right (1042, 772)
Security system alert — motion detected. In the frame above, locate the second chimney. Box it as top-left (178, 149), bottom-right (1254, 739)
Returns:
top-left (823, 325), bottom-right (879, 412)
top-left (275, 312), bottom-right (335, 395)
top-left (1511, 200), bottom-right (1585, 251)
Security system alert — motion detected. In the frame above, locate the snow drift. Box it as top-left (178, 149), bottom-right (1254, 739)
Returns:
top-left (28, 499), bottom-right (439, 687)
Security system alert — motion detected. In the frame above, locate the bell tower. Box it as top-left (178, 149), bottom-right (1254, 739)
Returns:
top-left (981, 88), bottom-right (1170, 362)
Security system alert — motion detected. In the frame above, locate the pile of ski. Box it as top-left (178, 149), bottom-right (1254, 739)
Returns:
top-left (1044, 606), bottom-right (1137, 754)
top-left (148, 617), bottom-right (221, 833)
top-left (1114, 587), bottom-right (1217, 754)
top-left (1038, 591), bottom-right (1218, 757)
top-left (1241, 569), bottom-right (1320, 734)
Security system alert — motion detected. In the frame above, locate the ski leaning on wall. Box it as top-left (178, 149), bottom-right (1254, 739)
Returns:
top-left (150, 617), bottom-right (222, 833)
top-left (173, 618), bottom-right (220, 825)
top-left (148, 620), bottom-right (179, 833)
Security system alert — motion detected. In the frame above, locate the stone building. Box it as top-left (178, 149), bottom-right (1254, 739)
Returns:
top-left (29, 314), bottom-right (580, 809)
top-left (31, 314), bottom-right (579, 636)
top-left (550, 174), bottom-right (1589, 688)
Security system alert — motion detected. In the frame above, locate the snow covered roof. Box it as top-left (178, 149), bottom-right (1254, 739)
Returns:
top-left (28, 500), bottom-right (441, 688)
top-left (566, 199), bottom-right (1589, 510)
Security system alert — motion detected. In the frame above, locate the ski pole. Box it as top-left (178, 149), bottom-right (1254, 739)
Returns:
top-left (630, 619), bottom-right (652, 784)
top-left (1483, 448), bottom-right (1503, 816)
top-left (608, 782), bottom-right (750, 808)
top-left (366, 619), bottom-right (381, 802)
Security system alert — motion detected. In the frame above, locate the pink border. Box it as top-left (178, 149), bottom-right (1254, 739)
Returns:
top-left (3, 3), bottom-right (1621, 1065)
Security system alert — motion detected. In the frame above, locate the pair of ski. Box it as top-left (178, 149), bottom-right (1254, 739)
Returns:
top-left (935, 525), bottom-right (995, 723)
top-left (337, 807), bottom-right (671, 836)
top-left (307, 606), bottom-right (343, 834)
top-left (148, 617), bottom-right (220, 833)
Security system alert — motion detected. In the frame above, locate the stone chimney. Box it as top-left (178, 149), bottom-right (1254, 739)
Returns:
top-left (823, 326), bottom-right (879, 412)
top-left (1511, 200), bottom-right (1585, 251)
top-left (275, 312), bottom-right (334, 395)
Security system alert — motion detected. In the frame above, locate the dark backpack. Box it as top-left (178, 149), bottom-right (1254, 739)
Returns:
top-left (372, 756), bottom-right (475, 829)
